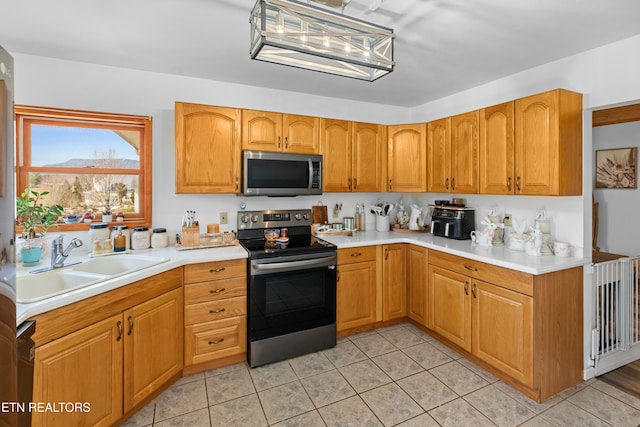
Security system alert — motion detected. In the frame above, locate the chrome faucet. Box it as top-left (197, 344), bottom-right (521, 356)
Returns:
top-left (51, 235), bottom-right (83, 268)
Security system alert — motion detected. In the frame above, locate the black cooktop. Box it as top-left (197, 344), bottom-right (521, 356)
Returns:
top-left (239, 234), bottom-right (336, 259)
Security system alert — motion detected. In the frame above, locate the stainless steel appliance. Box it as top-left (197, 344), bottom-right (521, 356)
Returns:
top-left (0, 44), bottom-right (18, 427)
top-left (431, 203), bottom-right (475, 240)
top-left (237, 209), bottom-right (337, 367)
top-left (242, 151), bottom-right (322, 196)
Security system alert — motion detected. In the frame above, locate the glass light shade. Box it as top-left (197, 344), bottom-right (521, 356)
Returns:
top-left (250, 0), bottom-right (395, 81)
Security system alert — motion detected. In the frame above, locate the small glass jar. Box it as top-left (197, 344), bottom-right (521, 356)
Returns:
top-left (89, 222), bottom-right (110, 246)
top-left (151, 228), bottom-right (169, 248)
top-left (110, 225), bottom-right (130, 250)
top-left (131, 227), bottom-right (151, 250)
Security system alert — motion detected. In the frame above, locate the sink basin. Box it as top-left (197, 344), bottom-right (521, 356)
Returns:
top-left (17, 255), bottom-right (169, 303)
top-left (70, 254), bottom-right (168, 275)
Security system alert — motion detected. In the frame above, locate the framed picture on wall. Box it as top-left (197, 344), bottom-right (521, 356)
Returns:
top-left (595, 147), bottom-right (637, 189)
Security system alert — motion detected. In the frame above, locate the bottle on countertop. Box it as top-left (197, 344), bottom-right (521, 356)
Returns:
top-left (113, 228), bottom-right (126, 252)
top-left (354, 204), bottom-right (361, 231)
top-left (358, 202), bottom-right (366, 231)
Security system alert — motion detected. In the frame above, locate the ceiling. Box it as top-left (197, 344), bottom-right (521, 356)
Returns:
top-left (1, 0), bottom-right (640, 107)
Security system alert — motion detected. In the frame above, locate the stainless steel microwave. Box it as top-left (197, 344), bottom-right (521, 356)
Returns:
top-left (242, 151), bottom-right (322, 196)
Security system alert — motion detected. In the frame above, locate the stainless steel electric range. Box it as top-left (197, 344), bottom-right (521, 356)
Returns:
top-left (237, 209), bottom-right (337, 368)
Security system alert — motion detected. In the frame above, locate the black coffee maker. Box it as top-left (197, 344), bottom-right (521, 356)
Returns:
top-left (430, 200), bottom-right (475, 240)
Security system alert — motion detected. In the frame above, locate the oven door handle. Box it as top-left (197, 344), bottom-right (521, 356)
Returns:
top-left (252, 255), bottom-right (336, 275)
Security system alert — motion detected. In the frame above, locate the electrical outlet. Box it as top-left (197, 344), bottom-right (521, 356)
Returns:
top-left (503, 213), bottom-right (512, 227)
top-left (220, 212), bottom-right (228, 224)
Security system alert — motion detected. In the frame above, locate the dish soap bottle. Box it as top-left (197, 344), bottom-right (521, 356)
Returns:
top-left (114, 229), bottom-right (126, 252)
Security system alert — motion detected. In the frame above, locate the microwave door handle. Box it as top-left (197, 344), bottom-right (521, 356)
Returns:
top-left (308, 159), bottom-right (313, 190)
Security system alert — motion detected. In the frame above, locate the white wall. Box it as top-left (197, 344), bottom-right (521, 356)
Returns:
top-left (592, 121), bottom-right (640, 256)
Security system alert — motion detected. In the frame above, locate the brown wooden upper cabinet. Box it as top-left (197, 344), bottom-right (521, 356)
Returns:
top-left (427, 112), bottom-right (479, 194)
top-left (387, 123), bottom-right (427, 192)
top-left (479, 89), bottom-right (583, 195)
top-left (321, 119), bottom-right (386, 192)
top-left (242, 109), bottom-right (319, 154)
top-left (175, 102), bottom-right (241, 194)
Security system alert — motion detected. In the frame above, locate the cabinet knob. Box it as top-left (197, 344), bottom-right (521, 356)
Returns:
top-left (208, 338), bottom-right (225, 345)
top-left (209, 287), bottom-right (226, 294)
top-left (209, 308), bottom-right (226, 314)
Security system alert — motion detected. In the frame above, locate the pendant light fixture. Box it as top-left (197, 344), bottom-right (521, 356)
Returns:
top-left (250, 0), bottom-right (395, 81)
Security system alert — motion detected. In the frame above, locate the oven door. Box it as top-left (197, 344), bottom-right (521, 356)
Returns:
top-left (248, 252), bottom-right (336, 341)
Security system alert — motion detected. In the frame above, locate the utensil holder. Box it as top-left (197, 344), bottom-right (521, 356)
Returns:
top-left (181, 225), bottom-right (200, 247)
top-left (375, 215), bottom-right (390, 232)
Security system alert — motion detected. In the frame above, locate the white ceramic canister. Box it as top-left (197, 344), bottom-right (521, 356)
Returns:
top-left (110, 225), bottom-right (131, 250)
top-left (131, 226), bottom-right (151, 250)
top-left (88, 222), bottom-right (110, 246)
top-left (151, 228), bottom-right (169, 248)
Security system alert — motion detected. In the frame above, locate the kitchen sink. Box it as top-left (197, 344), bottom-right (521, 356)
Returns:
top-left (17, 255), bottom-right (169, 303)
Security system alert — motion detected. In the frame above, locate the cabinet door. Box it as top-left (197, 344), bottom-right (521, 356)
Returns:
top-left (321, 118), bottom-right (352, 192)
top-left (428, 265), bottom-right (471, 351)
top-left (427, 118), bottom-right (450, 193)
top-left (382, 244), bottom-right (406, 321)
top-left (337, 260), bottom-right (378, 331)
top-left (514, 91), bottom-right (559, 195)
top-left (407, 245), bottom-right (428, 326)
top-left (387, 124), bottom-right (427, 192)
top-left (450, 111), bottom-right (479, 194)
top-left (242, 109), bottom-right (283, 152)
top-left (33, 314), bottom-right (123, 427)
top-left (124, 288), bottom-right (183, 412)
top-left (479, 102), bottom-right (515, 194)
top-left (353, 122), bottom-right (386, 192)
top-left (283, 114), bottom-right (319, 154)
top-left (175, 103), bottom-right (241, 193)
top-left (472, 280), bottom-right (533, 386)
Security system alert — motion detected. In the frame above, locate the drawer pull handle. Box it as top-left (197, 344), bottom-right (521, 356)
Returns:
top-left (209, 288), bottom-right (226, 294)
top-left (472, 284), bottom-right (477, 299)
top-left (127, 315), bottom-right (133, 336)
top-left (516, 176), bottom-right (521, 191)
top-left (464, 265), bottom-right (478, 271)
top-left (209, 267), bottom-right (226, 273)
top-left (464, 282), bottom-right (469, 296)
top-left (208, 338), bottom-right (225, 345)
top-left (507, 176), bottom-right (512, 191)
top-left (116, 321), bottom-right (123, 341)
top-left (350, 253), bottom-right (362, 257)
top-left (209, 308), bottom-right (226, 314)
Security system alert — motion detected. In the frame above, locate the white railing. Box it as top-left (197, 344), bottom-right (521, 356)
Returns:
top-left (592, 256), bottom-right (640, 375)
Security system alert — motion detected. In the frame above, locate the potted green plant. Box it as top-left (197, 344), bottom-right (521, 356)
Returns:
top-left (16, 188), bottom-right (64, 264)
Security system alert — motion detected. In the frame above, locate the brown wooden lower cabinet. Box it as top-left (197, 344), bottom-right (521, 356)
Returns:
top-left (31, 270), bottom-right (183, 427)
top-left (407, 245), bottom-right (428, 326)
top-left (428, 250), bottom-right (582, 402)
top-left (183, 259), bottom-right (247, 368)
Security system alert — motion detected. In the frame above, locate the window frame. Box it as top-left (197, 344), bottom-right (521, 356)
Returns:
top-left (15, 105), bottom-right (152, 232)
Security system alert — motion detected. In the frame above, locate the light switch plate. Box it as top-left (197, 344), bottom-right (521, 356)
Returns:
top-left (220, 212), bottom-right (228, 224)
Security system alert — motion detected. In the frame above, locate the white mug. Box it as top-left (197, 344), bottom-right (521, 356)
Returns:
top-left (470, 230), bottom-right (492, 247)
top-left (553, 241), bottom-right (571, 257)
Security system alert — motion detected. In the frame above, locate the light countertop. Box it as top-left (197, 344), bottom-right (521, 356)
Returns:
top-left (318, 230), bottom-right (590, 276)
top-left (16, 231), bottom-right (590, 325)
top-left (16, 244), bottom-right (248, 325)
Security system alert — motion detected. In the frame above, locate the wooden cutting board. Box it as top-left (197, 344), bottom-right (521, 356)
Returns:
top-left (312, 205), bottom-right (328, 224)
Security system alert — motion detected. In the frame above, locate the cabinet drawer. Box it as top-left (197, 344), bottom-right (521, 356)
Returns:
top-left (429, 250), bottom-right (533, 296)
top-left (185, 297), bottom-right (246, 325)
top-left (184, 259), bottom-right (246, 284)
top-left (184, 276), bottom-right (246, 304)
top-left (338, 246), bottom-right (377, 264)
top-left (185, 316), bottom-right (246, 366)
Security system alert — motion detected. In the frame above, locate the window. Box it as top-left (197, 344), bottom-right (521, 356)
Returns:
top-left (15, 106), bottom-right (152, 230)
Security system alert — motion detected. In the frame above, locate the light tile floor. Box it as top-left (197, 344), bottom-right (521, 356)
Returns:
top-left (121, 323), bottom-right (640, 427)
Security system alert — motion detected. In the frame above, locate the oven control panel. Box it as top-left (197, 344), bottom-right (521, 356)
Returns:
top-left (238, 209), bottom-right (312, 230)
